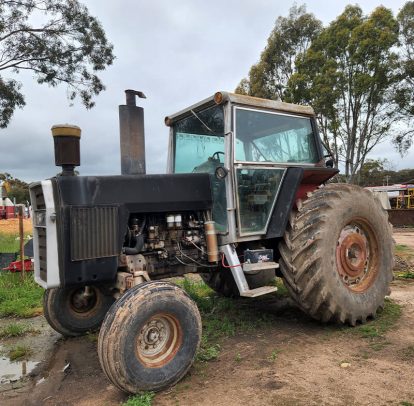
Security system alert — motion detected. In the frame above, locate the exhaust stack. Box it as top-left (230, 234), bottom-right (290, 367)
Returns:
top-left (119, 89), bottom-right (146, 175)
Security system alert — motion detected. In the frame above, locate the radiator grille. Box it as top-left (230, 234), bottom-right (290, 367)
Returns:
top-left (30, 183), bottom-right (47, 282)
top-left (70, 206), bottom-right (119, 261)
top-left (38, 227), bottom-right (47, 282)
top-left (31, 184), bottom-right (46, 210)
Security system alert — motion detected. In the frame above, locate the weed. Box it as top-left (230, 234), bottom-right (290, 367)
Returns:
top-left (400, 402), bottom-right (414, 406)
top-left (197, 343), bottom-right (221, 362)
top-left (368, 340), bottom-right (391, 351)
top-left (269, 277), bottom-right (289, 297)
top-left (0, 323), bottom-right (35, 338)
top-left (122, 392), bottom-right (155, 406)
top-left (178, 277), bottom-right (282, 367)
top-left (7, 345), bottom-right (32, 360)
top-left (395, 244), bottom-right (410, 252)
top-left (268, 349), bottom-right (280, 362)
top-left (399, 345), bottom-right (414, 360)
top-left (235, 352), bottom-right (241, 362)
top-left (86, 332), bottom-right (98, 343)
top-left (0, 272), bottom-right (43, 317)
top-left (346, 299), bottom-right (402, 339)
top-left (396, 271), bottom-right (414, 279)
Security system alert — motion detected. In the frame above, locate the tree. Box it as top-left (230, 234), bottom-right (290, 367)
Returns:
top-left (0, 0), bottom-right (114, 128)
top-left (0, 173), bottom-right (29, 203)
top-left (357, 158), bottom-right (390, 186)
top-left (235, 4), bottom-right (322, 100)
top-left (288, 6), bottom-right (400, 183)
top-left (393, 1), bottom-right (414, 153)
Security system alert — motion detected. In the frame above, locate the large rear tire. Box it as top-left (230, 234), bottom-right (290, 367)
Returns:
top-left (278, 183), bottom-right (394, 325)
top-left (98, 281), bottom-right (202, 393)
top-left (43, 285), bottom-right (115, 337)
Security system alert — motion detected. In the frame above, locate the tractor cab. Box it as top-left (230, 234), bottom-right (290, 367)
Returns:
top-left (166, 91), bottom-right (333, 243)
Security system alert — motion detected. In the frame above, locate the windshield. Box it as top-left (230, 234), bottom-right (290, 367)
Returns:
top-left (173, 105), bottom-right (224, 173)
top-left (235, 108), bottom-right (319, 163)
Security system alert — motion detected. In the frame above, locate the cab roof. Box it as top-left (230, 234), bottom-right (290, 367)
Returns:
top-left (165, 91), bottom-right (315, 126)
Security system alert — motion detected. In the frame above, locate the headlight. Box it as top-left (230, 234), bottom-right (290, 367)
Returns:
top-left (34, 210), bottom-right (46, 227)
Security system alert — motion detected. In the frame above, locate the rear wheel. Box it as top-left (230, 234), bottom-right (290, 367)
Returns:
top-left (98, 281), bottom-right (202, 393)
top-left (43, 285), bottom-right (115, 336)
top-left (278, 183), bottom-right (394, 325)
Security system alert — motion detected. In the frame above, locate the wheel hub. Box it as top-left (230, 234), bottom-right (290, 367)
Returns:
top-left (70, 287), bottom-right (97, 313)
top-left (136, 314), bottom-right (182, 368)
top-left (336, 224), bottom-right (370, 288)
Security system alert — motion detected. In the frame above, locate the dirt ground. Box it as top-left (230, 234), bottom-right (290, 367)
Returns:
top-left (1, 231), bottom-right (414, 406)
top-left (0, 219), bottom-right (32, 235)
top-left (394, 228), bottom-right (414, 251)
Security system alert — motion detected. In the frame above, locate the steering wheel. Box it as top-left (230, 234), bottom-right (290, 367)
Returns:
top-left (211, 151), bottom-right (225, 162)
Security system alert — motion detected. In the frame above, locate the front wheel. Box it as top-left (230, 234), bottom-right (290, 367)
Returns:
top-left (278, 183), bottom-right (394, 325)
top-left (43, 285), bottom-right (115, 337)
top-left (98, 281), bottom-right (202, 393)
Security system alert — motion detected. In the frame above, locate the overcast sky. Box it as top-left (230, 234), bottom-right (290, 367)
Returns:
top-left (1, 0), bottom-right (412, 182)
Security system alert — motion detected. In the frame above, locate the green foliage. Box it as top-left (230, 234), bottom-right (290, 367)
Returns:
top-left (393, 1), bottom-right (414, 153)
top-left (0, 173), bottom-right (29, 204)
top-left (0, 322), bottom-right (35, 338)
top-left (346, 299), bottom-right (402, 339)
top-left (268, 349), bottom-right (281, 362)
top-left (0, 233), bottom-right (20, 253)
top-left (237, 4), bottom-right (414, 183)
top-left (197, 343), bottom-right (221, 362)
top-left (289, 5), bottom-right (399, 182)
top-left (0, 272), bottom-right (43, 317)
top-left (397, 271), bottom-right (414, 279)
top-left (7, 344), bottom-right (32, 360)
top-left (0, 0), bottom-right (115, 128)
top-left (122, 392), bottom-right (155, 406)
top-left (178, 277), bottom-right (282, 365)
top-left (235, 4), bottom-right (322, 100)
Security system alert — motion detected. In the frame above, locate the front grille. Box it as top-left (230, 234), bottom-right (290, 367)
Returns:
top-left (38, 227), bottom-right (47, 282)
top-left (30, 183), bottom-right (47, 282)
top-left (31, 184), bottom-right (46, 210)
top-left (70, 206), bottom-right (119, 261)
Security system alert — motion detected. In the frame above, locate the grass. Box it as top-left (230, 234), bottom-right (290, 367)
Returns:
top-left (399, 345), bottom-right (414, 360)
top-left (268, 349), bottom-right (281, 362)
top-left (7, 344), bottom-right (32, 361)
top-left (0, 322), bottom-right (36, 338)
top-left (0, 233), bottom-right (20, 253)
top-left (351, 299), bottom-right (402, 339)
top-left (177, 277), bottom-right (282, 364)
top-left (122, 392), bottom-right (155, 406)
top-left (395, 244), bottom-right (414, 265)
top-left (0, 272), bottom-right (43, 317)
top-left (397, 271), bottom-right (414, 279)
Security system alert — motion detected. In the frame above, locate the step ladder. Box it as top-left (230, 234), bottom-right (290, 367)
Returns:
top-left (220, 244), bottom-right (278, 298)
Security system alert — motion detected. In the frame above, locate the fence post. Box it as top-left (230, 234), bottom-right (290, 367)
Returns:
top-left (18, 206), bottom-right (25, 281)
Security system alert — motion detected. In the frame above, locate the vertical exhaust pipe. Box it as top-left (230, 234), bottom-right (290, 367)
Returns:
top-left (119, 89), bottom-right (147, 175)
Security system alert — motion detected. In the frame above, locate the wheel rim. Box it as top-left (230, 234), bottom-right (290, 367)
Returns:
top-left (336, 219), bottom-right (379, 293)
top-left (136, 313), bottom-right (182, 368)
top-left (69, 286), bottom-right (99, 316)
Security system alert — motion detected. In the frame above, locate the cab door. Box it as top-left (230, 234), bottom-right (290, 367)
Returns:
top-left (233, 106), bottom-right (320, 238)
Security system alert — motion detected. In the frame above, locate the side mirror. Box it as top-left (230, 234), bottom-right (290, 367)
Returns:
top-left (215, 166), bottom-right (228, 180)
top-left (326, 159), bottom-right (334, 168)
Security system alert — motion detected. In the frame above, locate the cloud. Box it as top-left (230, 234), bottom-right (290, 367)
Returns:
top-left (0, 0), bottom-right (411, 182)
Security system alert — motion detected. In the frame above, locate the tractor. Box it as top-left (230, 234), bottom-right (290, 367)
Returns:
top-left (29, 91), bottom-right (393, 394)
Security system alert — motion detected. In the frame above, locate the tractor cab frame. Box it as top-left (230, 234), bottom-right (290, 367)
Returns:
top-left (166, 92), bottom-right (336, 246)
